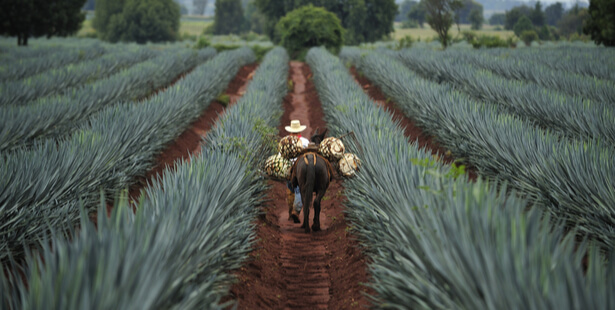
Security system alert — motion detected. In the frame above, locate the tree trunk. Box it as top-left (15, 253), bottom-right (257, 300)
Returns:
top-left (23, 35), bottom-right (28, 46)
top-left (17, 34), bottom-right (22, 46)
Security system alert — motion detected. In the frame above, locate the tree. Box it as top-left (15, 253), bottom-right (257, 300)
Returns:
top-left (529, 1), bottom-right (545, 27)
top-left (243, 0), bottom-right (266, 33)
top-left (408, 1), bottom-right (427, 27)
top-left (101, 0), bottom-right (180, 43)
top-left (544, 2), bottom-right (563, 26)
top-left (0, 0), bottom-right (87, 46)
top-left (253, 0), bottom-right (397, 45)
top-left (489, 12), bottom-right (505, 25)
top-left (520, 29), bottom-right (538, 45)
top-left (83, 0), bottom-right (96, 10)
top-left (424, 0), bottom-right (462, 48)
top-left (513, 15), bottom-right (534, 37)
top-left (213, 0), bottom-right (245, 34)
top-left (396, 0), bottom-right (417, 22)
top-left (584, 0), bottom-right (615, 46)
top-left (558, 5), bottom-right (588, 38)
top-left (93, 0), bottom-right (125, 39)
top-left (193, 0), bottom-right (208, 15)
top-left (362, 0), bottom-right (398, 42)
top-left (455, 0), bottom-right (482, 24)
top-left (274, 5), bottom-right (343, 59)
top-left (469, 8), bottom-right (483, 30)
top-left (504, 5), bottom-right (532, 30)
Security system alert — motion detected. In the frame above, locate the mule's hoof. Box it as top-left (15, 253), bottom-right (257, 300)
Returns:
top-left (312, 224), bottom-right (321, 232)
top-left (291, 214), bottom-right (300, 223)
top-left (304, 228), bottom-right (311, 233)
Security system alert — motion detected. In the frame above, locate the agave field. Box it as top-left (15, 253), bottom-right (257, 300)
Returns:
top-left (1, 36), bottom-right (615, 309)
top-left (331, 45), bottom-right (615, 307)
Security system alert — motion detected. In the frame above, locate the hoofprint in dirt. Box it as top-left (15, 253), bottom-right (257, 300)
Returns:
top-left (226, 62), bottom-right (372, 309)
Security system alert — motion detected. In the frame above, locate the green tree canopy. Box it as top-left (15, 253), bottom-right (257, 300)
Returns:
top-left (96, 0), bottom-right (180, 43)
top-left (469, 8), bottom-right (483, 30)
top-left (83, 0), bottom-right (96, 10)
top-left (274, 5), bottom-right (343, 59)
top-left (513, 15), bottom-right (534, 37)
top-left (558, 5), bottom-right (588, 38)
top-left (408, 1), bottom-right (427, 27)
top-left (544, 2), bottom-right (564, 26)
top-left (504, 5), bottom-right (532, 30)
top-left (93, 0), bottom-right (125, 38)
top-left (396, 0), bottom-right (417, 21)
top-left (455, 0), bottom-right (482, 24)
top-left (243, 0), bottom-right (266, 33)
top-left (584, 0), bottom-right (615, 46)
top-left (529, 1), bottom-right (545, 27)
top-left (213, 0), bottom-right (245, 34)
top-left (424, 0), bottom-right (462, 48)
top-left (0, 0), bottom-right (86, 46)
top-left (254, 0), bottom-right (396, 45)
top-left (489, 13), bottom-right (505, 25)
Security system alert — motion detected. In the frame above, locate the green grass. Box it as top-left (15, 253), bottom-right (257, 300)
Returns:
top-left (77, 19), bottom-right (96, 37)
top-left (180, 19), bottom-right (213, 37)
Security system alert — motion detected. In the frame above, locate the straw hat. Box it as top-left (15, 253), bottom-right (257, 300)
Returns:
top-left (285, 120), bottom-right (307, 133)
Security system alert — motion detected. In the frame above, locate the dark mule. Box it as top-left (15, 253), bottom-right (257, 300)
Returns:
top-left (291, 128), bottom-right (335, 233)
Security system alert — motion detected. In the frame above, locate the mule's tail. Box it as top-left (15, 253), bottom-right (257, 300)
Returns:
top-left (302, 154), bottom-right (316, 232)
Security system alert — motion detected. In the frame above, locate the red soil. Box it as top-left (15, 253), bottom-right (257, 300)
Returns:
top-left (224, 62), bottom-right (373, 309)
top-left (350, 67), bottom-right (478, 181)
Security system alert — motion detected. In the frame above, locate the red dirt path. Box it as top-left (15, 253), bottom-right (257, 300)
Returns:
top-left (225, 62), bottom-right (373, 309)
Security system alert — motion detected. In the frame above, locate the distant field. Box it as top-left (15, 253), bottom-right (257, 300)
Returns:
top-left (180, 19), bottom-right (213, 36)
top-left (392, 23), bottom-right (515, 40)
top-left (77, 16), bottom-right (213, 38)
top-left (78, 17), bottom-right (512, 43)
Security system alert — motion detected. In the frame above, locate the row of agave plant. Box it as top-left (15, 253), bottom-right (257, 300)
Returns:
top-left (341, 48), bottom-right (615, 251)
top-left (396, 48), bottom-right (615, 148)
top-left (0, 47), bottom-right (217, 152)
top-left (425, 48), bottom-right (615, 104)
top-left (343, 47), bottom-right (615, 150)
top-left (0, 44), bottom-right (70, 66)
top-left (0, 45), bottom-right (157, 106)
top-left (0, 47), bottom-right (254, 264)
top-left (306, 46), bottom-right (615, 309)
top-left (479, 47), bottom-right (615, 82)
top-left (0, 42), bottom-right (106, 83)
top-left (0, 46), bottom-right (289, 309)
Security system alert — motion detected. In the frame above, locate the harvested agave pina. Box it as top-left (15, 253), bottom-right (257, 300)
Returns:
top-left (278, 135), bottom-right (303, 159)
top-left (338, 153), bottom-right (361, 177)
top-left (319, 137), bottom-right (345, 161)
top-left (264, 154), bottom-right (292, 179)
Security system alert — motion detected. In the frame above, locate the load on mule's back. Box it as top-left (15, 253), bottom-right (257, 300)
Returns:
top-left (263, 120), bottom-right (361, 233)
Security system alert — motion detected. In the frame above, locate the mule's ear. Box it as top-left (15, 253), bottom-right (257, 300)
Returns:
top-left (322, 128), bottom-right (328, 137)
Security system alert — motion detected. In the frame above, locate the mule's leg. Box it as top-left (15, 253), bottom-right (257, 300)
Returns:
top-left (302, 201), bottom-right (310, 233)
top-left (312, 191), bottom-right (325, 232)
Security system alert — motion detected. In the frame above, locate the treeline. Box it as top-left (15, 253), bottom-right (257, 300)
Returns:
top-left (489, 2), bottom-right (587, 41)
top-left (397, 0), bottom-right (484, 30)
